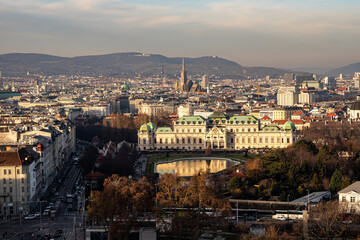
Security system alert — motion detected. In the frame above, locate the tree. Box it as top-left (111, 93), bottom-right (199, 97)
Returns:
top-left (156, 172), bottom-right (231, 238)
top-left (79, 145), bottom-right (99, 174)
top-left (309, 201), bottom-right (348, 239)
top-left (87, 175), bottom-right (154, 240)
top-left (329, 169), bottom-right (343, 194)
top-left (228, 177), bottom-right (245, 193)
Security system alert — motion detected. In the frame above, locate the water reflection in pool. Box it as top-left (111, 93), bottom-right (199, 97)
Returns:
top-left (155, 157), bottom-right (240, 177)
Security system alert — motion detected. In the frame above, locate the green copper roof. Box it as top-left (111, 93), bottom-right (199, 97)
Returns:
top-left (209, 111), bottom-right (228, 119)
top-left (176, 116), bottom-right (206, 124)
top-left (283, 120), bottom-right (296, 131)
top-left (262, 125), bottom-right (280, 131)
top-left (156, 127), bottom-right (173, 132)
top-left (228, 115), bottom-right (258, 123)
top-left (146, 122), bottom-right (157, 130)
top-left (139, 123), bottom-right (151, 132)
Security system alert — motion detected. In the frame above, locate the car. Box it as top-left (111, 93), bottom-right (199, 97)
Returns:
top-left (34, 212), bottom-right (41, 217)
top-left (53, 232), bottom-right (61, 238)
top-left (43, 209), bottom-right (50, 216)
top-left (25, 214), bottom-right (36, 220)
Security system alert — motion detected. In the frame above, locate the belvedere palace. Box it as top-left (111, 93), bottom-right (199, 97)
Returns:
top-left (138, 112), bottom-right (297, 151)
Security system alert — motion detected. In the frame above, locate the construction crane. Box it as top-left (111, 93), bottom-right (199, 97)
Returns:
top-left (255, 85), bottom-right (260, 98)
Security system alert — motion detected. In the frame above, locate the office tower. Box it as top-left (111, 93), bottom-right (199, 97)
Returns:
top-left (201, 75), bottom-right (209, 88)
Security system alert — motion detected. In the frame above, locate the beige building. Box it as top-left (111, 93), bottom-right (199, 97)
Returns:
top-left (138, 113), bottom-right (297, 151)
top-left (0, 148), bottom-right (39, 216)
top-left (277, 86), bottom-right (298, 106)
top-left (138, 102), bottom-right (175, 117)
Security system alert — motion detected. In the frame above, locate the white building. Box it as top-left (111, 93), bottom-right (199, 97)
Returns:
top-left (338, 181), bottom-right (360, 213)
top-left (138, 102), bottom-right (175, 117)
top-left (177, 104), bottom-right (193, 118)
top-left (349, 95), bottom-right (360, 121)
top-left (298, 91), bottom-right (315, 105)
top-left (201, 75), bottom-right (209, 88)
top-left (138, 113), bottom-right (297, 151)
top-left (277, 87), bottom-right (298, 106)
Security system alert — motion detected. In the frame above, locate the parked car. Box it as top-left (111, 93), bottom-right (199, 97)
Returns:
top-left (34, 212), bottom-right (41, 217)
top-left (25, 214), bottom-right (36, 220)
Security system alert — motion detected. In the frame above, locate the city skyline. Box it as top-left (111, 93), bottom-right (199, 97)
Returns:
top-left (0, 0), bottom-right (360, 69)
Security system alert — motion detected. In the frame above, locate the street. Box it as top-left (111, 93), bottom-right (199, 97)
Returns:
top-left (1, 157), bottom-right (85, 240)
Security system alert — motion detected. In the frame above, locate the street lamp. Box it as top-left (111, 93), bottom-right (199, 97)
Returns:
top-left (287, 194), bottom-right (290, 223)
top-left (307, 189), bottom-right (310, 212)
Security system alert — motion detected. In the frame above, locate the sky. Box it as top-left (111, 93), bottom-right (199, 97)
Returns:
top-left (0, 0), bottom-right (359, 69)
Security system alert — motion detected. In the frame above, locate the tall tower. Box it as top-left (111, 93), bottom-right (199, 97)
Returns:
top-left (179, 57), bottom-right (188, 91)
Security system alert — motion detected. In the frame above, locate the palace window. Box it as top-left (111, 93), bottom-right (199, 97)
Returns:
top-left (351, 197), bottom-right (355, 202)
top-left (199, 138), bottom-right (202, 144)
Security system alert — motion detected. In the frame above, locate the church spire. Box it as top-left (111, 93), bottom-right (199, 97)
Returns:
top-left (182, 56), bottom-right (185, 72)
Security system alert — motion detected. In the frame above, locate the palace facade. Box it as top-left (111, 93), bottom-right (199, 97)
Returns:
top-left (138, 112), bottom-right (297, 151)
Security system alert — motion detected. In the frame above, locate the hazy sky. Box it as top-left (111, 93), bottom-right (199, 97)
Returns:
top-left (0, 0), bottom-right (359, 68)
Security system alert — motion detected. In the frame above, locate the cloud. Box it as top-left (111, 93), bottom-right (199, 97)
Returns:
top-left (0, 0), bottom-right (359, 67)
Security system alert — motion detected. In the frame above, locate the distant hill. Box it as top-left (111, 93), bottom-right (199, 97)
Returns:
top-left (0, 52), bottom-right (289, 77)
top-left (325, 62), bottom-right (360, 77)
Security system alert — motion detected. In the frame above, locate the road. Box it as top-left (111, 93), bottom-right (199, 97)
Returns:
top-left (0, 160), bottom-right (85, 240)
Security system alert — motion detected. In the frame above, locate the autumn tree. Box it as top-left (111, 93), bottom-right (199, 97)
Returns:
top-left (309, 201), bottom-right (348, 239)
top-left (156, 172), bottom-right (231, 238)
top-left (87, 175), bottom-right (154, 240)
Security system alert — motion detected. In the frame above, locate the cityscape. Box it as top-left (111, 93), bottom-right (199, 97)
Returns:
top-left (1, 0), bottom-right (360, 240)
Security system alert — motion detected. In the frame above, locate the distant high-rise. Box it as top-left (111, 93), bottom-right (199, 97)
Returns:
top-left (0, 71), bottom-right (2, 90)
top-left (283, 73), bottom-right (294, 82)
top-left (324, 77), bottom-right (336, 89)
top-left (354, 72), bottom-right (360, 89)
top-left (201, 75), bottom-right (209, 88)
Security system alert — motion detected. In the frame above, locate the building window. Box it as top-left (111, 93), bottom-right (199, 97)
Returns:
top-left (22, 187), bottom-right (25, 193)
top-left (9, 187), bottom-right (12, 193)
top-left (21, 178), bottom-right (24, 183)
top-left (4, 170), bottom-right (6, 175)
top-left (3, 179), bottom-right (5, 184)
top-left (351, 197), bottom-right (355, 203)
top-left (17, 169), bottom-right (20, 174)
top-left (199, 129), bottom-right (202, 133)
top-left (182, 138), bottom-right (185, 144)
top-left (342, 196), bottom-right (346, 202)
top-left (230, 138), bottom-right (233, 144)
top-left (8, 170), bottom-right (11, 174)
top-left (287, 138), bottom-right (290, 144)
top-left (3, 187), bottom-right (6, 193)
top-left (143, 139), bottom-right (146, 144)
top-left (159, 138), bottom-right (162, 144)
top-left (199, 138), bottom-right (202, 144)
top-left (188, 138), bottom-right (191, 144)
top-left (177, 138), bottom-right (179, 144)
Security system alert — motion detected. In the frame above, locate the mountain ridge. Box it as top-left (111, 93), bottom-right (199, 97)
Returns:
top-left (325, 62), bottom-right (360, 77)
top-left (0, 52), bottom-right (288, 77)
